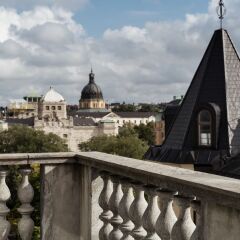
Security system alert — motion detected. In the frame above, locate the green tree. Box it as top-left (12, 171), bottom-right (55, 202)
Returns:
top-left (112, 103), bottom-right (137, 112)
top-left (118, 124), bottom-right (137, 137)
top-left (0, 125), bottom-right (68, 153)
top-left (79, 134), bottom-right (148, 160)
top-left (0, 125), bottom-right (68, 239)
top-left (134, 122), bottom-right (155, 145)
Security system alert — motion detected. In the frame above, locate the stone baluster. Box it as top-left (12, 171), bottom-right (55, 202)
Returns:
top-left (109, 175), bottom-right (123, 240)
top-left (142, 185), bottom-right (161, 240)
top-left (190, 200), bottom-right (201, 240)
top-left (99, 171), bottom-right (113, 240)
top-left (129, 182), bottom-right (148, 240)
top-left (155, 189), bottom-right (177, 240)
top-left (171, 195), bottom-right (196, 240)
top-left (0, 167), bottom-right (11, 240)
top-left (119, 178), bottom-right (134, 240)
top-left (17, 166), bottom-right (34, 240)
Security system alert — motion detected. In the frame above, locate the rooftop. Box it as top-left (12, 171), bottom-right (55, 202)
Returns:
top-left (42, 87), bottom-right (65, 103)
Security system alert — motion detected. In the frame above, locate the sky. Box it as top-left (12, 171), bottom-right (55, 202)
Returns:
top-left (0, 0), bottom-right (239, 105)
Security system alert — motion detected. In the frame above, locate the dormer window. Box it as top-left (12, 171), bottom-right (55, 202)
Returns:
top-left (198, 110), bottom-right (212, 146)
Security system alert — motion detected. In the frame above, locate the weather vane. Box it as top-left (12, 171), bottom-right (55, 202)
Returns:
top-left (217, 0), bottom-right (226, 29)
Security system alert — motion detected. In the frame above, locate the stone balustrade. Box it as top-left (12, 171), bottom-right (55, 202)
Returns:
top-left (0, 152), bottom-right (240, 240)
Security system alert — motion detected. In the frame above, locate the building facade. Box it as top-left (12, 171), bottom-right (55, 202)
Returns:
top-left (73, 111), bottom-right (156, 128)
top-left (38, 87), bottom-right (67, 120)
top-left (79, 69), bottom-right (107, 112)
top-left (145, 27), bottom-right (240, 176)
top-left (34, 117), bottom-right (117, 151)
top-left (32, 87), bottom-right (117, 151)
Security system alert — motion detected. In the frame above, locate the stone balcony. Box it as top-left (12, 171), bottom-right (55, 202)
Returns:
top-left (0, 152), bottom-right (240, 240)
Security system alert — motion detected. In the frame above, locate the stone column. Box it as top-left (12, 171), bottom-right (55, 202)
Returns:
top-left (171, 195), bottom-right (196, 240)
top-left (17, 166), bottom-right (34, 240)
top-left (142, 185), bottom-right (161, 240)
top-left (155, 189), bottom-right (177, 240)
top-left (109, 175), bottom-right (123, 240)
top-left (99, 172), bottom-right (113, 240)
top-left (129, 182), bottom-right (148, 240)
top-left (41, 164), bottom-right (91, 240)
top-left (0, 167), bottom-right (11, 240)
top-left (119, 178), bottom-right (134, 240)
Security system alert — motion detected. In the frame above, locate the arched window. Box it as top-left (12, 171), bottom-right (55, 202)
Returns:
top-left (198, 110), bottom-right (212, 146)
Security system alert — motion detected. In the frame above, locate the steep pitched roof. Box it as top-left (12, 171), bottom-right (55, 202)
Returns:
top-left (145, 29), bottom-right (240, 164)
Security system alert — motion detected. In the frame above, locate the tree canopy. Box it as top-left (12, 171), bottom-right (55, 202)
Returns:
top-left (133, 122), bottom-right (155, 146)
top-left (0, 125), bottom-right (68, 153)
top-left (79, 124), bottom-right (153, 159)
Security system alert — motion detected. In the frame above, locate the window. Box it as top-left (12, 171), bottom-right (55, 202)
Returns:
top-left (51, 106), bottom-right (56, 110)
top-left (46, 106), bottom-right (49, 110)
top-left (198, 110), bottom-right (212, 146)
top-left (63, 134), bottom-right (68, 138)
top-left (58, 106), bottom-right (61, 110)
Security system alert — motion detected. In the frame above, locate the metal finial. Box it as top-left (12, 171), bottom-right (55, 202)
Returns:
top-left (217, 0), bottom-right (226, 29)
top-left (89, 66), bottom-right (95, 83)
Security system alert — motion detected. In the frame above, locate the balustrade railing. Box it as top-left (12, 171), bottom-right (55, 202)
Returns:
top-left (0, 152), bottom-right (240, 240)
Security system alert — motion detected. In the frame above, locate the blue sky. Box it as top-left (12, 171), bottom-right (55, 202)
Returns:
top-left (75, 0), bottom-right (209, 37)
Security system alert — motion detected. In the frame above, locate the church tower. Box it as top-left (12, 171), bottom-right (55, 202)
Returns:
top-left (145, 1), bottom-right (240, 176)
top-left (79, 69), bottom-right (107, 112)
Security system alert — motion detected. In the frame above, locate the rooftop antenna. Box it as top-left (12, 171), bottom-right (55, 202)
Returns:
top-left (217, 0), bottom-right (226, 29)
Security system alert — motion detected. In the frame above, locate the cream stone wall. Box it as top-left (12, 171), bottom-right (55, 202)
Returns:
top-left (92, 114), bottom-right (156, 127)
top-left (79, 99), bottom-right (106, 109)
top-left (39, 101), bottom-right (67, 119)
top-left (34, 119), bottom-right (118, 151)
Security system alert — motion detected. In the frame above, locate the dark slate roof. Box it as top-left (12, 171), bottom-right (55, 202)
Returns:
top-left (71, 111), bottom-right (155, 119)
top-left (214, 154), bottom-right (240, 179)
top-left (115, 112), bottom-right (156, 118)
top-left (145, 29), bottom-right (240, 166)
top-left (73, 112), bottom-right (110, 118)
top-left (73, 117), bottom-right (96, 126)
top-left (80, 71), bottom-right (103, 100)
top-left (5, 117), bottom-right (34, 127)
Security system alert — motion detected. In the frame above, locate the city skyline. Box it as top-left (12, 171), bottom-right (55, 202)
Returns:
top-left (0, 0), bottom-right (239, 105)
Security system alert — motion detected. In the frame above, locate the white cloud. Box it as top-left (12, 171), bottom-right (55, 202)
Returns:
top-left (0, 0), bottom-right (240, 106)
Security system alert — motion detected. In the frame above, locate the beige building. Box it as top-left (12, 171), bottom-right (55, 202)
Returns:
top-left (8, 94), bottom-right (42, 118)
top-left (34, 117), bottom-right (117, 151)
top-left (73, 111), bottom-right (156, 128)
top-left (33, 86), bottom-right (118, 151)
top-left (38, 87), bottom-right (67, 120)
top-left (155, 112), bottom-right (165, 145)
top-left (79, 70), bottom-right (107, 111)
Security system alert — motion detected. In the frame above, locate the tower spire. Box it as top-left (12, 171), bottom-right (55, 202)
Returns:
top-left (217, 0), bottom-right (226, 29)
top-left (89, 67), bottom-right (95, 83)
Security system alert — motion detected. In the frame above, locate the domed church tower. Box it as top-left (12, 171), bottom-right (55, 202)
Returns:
top-left (79, 69), bottom-right (107, 112)
top-left (39, 87), bottom-right (67, 120)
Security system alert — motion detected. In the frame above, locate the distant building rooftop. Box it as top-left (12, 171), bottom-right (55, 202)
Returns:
top-left (73, 117), bottom-right (96, 126)
top-left (5, 117), bottom-right (35, 127)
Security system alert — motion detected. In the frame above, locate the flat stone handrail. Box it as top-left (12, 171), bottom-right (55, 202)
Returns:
top-left (0, 152), bottom-right (77, 165)
top-left (1, 151), bottom-right (240, 240)
top-left (0, 151), bottom-right (240, 209)
top-left (75, 152), bottom-right (240, 210)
